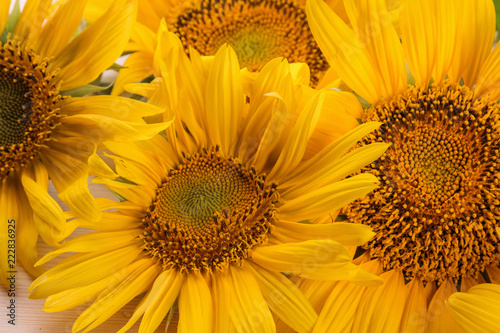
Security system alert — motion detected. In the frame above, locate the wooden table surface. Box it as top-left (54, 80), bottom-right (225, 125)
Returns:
top-left (0, 180), bottom-right (177, 333)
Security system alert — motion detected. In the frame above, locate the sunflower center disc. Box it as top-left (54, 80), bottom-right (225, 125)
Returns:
top-left (141, 147), bottom-right (278, 273)
top-left (0, 70), bottom-right (32, 146)
top-left (173, 0), bottom-right (328, 85)
top-left (0, 39), bottom-right (61, 179)
top-left (346, 82), bottom-right (500, 283)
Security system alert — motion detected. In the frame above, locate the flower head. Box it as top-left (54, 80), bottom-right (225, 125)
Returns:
top-left (0, 0), bottom-right (169, 285)
top-left (305, 0), bottom-right (500, 331)
top-left (84, 0), bottom-right (358, 94)
top-left (29, 27), bottom-right (388, 332)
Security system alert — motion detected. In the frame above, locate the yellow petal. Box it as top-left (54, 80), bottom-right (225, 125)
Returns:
top-left (351, 269), bottom-right (407, 333)
top-left (0, 0), bottom-right (11, 33)
top-left (129, 21), bottom-right (155, 52)
top-left (282, 142), bottom-right (388, 199)
top-left (16, 202), bottom-right (46, 278)
top-left (83, 0), bottom-right (112, 22)
top-left (400, 278), bottom-right (427, 333)
top-left (38, 140), bottom-right (101, 222)
top-left (53, 0), bottom-right (137, 91)
top-left (246, 262), bottom-right (317, 333)
top-left (314, 280), bottom-right (365, 332)
top-left (37, 229), bottom-right (141, 266)
top-left (107, 154), bottom-right (161, 188)
top-left (251, 239), bottom-right (382, 285)
top-left (34, 0), bottom-right (88, 58)
top-left (211, 271), bottom-right (231, 333)
top-left (29, 245), bottom-right (142, 298)
top-left (306, 0), bottom-right (384, 104)
top-left (288, 62), bottom-right (311, 86)
top-left (251, 89), bottom-right (296, 172)
top-left (238, 59), bottom-right (292, 162)
top-left (44, 272), bottom-right (120, 312)
top-left (243, 57), bottom-right (291, 119)
top-left (20, 170), bottom-right (69, 246)
top-left (426, 279), bottom-right (463, 332)
top-left (293, 278), bottom-right (337, 315)
top-left (316, 66), bottom-right (342, 90)
top-left (76, 212), bottom-right (141, 232)
top-left (400, 0), bottom-right (457, 85)
top-left (304, 90), bottom-right (363, 159)
top-left (61, 114), bottom-right (170, 141)
top-left (460, 277), bottom-right (478, 292)
top-left (88, 150), bottom-right (118, 179)
top-left (117, 289), bottom-right (153, 333)
top-left (281, 121), bottom-right (382, 189)
top-left (104, 141), bottom-right (167, 181)
top-left (58, 173), bottom-right (101, 222)
top-left (178, 272), bottom-right (213, 333)
top-left (449, 0), bottom-right (495, 85)
top-left (228, 265), bottom-right (276, 333)
top-left (272, 221), bottom-right (375, 247)
top-left (61, 95), bottom-right (167, 121)
top-left (344, 0), bottom-right (406, 100)
top-left (464, 283), bottom-right (500, 299)
top-left (279, 173), bottom-right (379, 221)
top-left (136, 0), bottom-right (162, 31)
top-left (267, 91), bottom-right (325, 181)
top-left (92, 178), bottom-right (154, 207)
top-left (111, 51), bottom-right (155, 96)
top-left (153, 19), bottom-right (175, 77)
top-left (239, 87), bottom-right (294, 170)
top-left (474, 42), bottom-right (500, 100)
top-left (445, 284), bottom-right (500, 333)
top-left (486, 265), bottom-right (500, 284)
top-left (313, 259), bottom-right (383, 332)
top-left (205, 44), bottom-right (244, 155)
top-left (14, 0), bottom-right (51, 43)
top-left (1, 165), bottom-right (46, 279)
top-left (73, 259), bottom-right (161, 333)
top-left (0, 176), bottom-right (19, 287)
top-left (139, 269), bottom-right (183, 333)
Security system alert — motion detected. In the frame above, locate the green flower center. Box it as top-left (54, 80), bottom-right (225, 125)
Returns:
top-left (141, 147), bottom-right (278, 273)
top-left (409, 127), bottom-right (467, 204)
top-left (173, 0), bottom-right (328, 85)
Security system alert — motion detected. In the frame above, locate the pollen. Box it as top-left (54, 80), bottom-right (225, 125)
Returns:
top-left (0, 39), bottom-right (61, 179)
top-left (346, 81), bottom-right (500, 284)
top-left (173, 0), bottom-right (328, 85)
top-left (140, 146), bottom-right (279, 274)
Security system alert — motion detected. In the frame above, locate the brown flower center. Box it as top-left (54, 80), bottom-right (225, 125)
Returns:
top-left (173, 0), bottom-right (328, 85)
top-left (0, 39), bottom-right (61, 179)
top-left (141, 147), bottom-right (278, 273)
top-left (346, 82), bottom-right (500, 284)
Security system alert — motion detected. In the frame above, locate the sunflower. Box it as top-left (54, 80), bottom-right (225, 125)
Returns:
top-left (28, 25), bottom-right (389, 332)
top-left (0, 0), bottom-right (172, 287)
top-left (301, 0), bottom-right (500, 331)
top-left (83, 0), bottom-right (365, 95)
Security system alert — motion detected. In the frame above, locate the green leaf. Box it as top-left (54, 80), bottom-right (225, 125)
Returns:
top-left (109, 190), bottom-right (128, 202)
top-left (1, 0), bottom-right (21, 42)
top-left (77, 19), bottom-right (89, 35)
top-left (108, 62), bottom-right (127, 71)
top-left (115, 177), bottom-right (137, 185)
top-left (494, 0), bottom-right (500, 33)
top-left (61, 83), bottom-right (112, 97)
top-left (354, 93), bottom-right (371, 109)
